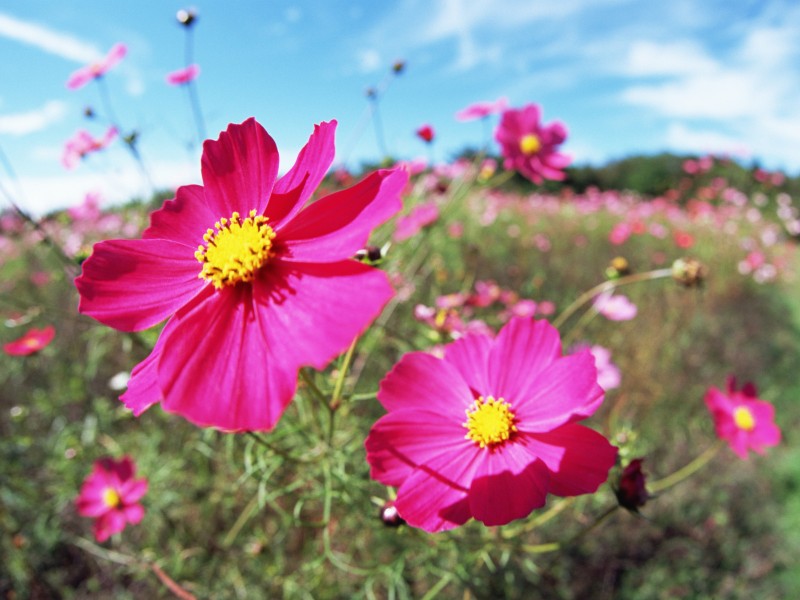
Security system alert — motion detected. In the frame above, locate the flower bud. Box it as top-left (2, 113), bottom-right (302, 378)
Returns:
top-left (615, 458), bottom-right (650, 512)
top-left (379, 501), bottom-right (405, 527)
top-left (605, 256), bottom-right (631, 279)
top-left (177, 8), bottom-right (197, 27)
top-left (672, 257), bottom-right (707, 287)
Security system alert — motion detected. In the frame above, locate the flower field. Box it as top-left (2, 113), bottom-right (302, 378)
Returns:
top-left (2, 10), bottom-right (800, 599)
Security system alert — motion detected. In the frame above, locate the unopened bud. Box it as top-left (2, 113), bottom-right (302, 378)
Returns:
top-left (605, 256), bottom-right (631, 279)
top-left (672, 257), bottom-right (707, 287)
top-left (615, 458), bottom-right (650, 512)
top-left (392, 59), bottom-right (406, 74)
top-left (379, 501), bottom-right (405, 527)
top-left (177, 8), bottom-right (197, 27)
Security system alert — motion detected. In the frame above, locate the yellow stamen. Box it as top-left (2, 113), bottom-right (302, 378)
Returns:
top-left (733, 406), bottom-right (756, 431)
top-left (463, 396), bottom-right (517, 448)
top-left (102, 487), bottom-right (121, 508)
top-left (519, 134), bottom-right (541, 156)
top-left (195, 209), bottom-right (276, 289)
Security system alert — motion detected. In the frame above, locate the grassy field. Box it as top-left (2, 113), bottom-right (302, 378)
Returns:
top-left (2, 161), bottom-right (799, 599)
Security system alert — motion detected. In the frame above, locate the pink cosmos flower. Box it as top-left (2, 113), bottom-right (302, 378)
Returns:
top-left (494, 104), bottom-right (571, 184)
top-left (365, 318), bottom-right (617, 532)
top-left (76, 456), bottom-right (147, 542)
top-left (593, 292), bottom-right (637, 321)
top-left (62, 127), bottom-right (118, 169)
top-left (572, 344), bottom-right (621, 391)
top-left (455, 97), bottom-right (508, 121)
top-left (3, 326), bottom-right (55, 356)
top-left (76, 118), bottom-right (407, 431)
top-left (393, 201), bottom-right (439, 241)
top-left (66, 43), bottom-right (127, 90)
top-left (415, 124), bottom-right (435, 143)
top-left (166, 64), bottom-right (200, 86)
top-left (704, 376), bottom-right (781, 459)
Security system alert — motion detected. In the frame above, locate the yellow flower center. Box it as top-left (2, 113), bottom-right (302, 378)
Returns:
top-left (519, 134), bottom-right (541, 156)
top-left (195, 210), bottom-right (276, 289)
top-left (102, 487), bottom-right (121, 508)
top-left (733, 406), bottom-right (756, 431)
top-left (463, 396), bottom-right (517, 448)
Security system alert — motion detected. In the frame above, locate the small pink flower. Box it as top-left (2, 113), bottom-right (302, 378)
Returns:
top-left (66, 43), bottom-right (127, 90)
top-left (609, 222), bottom-right (632, 246)
top-left (365, 318), bottom-right (617, 532)
top-left (394, 201), bottom-right (439, 241)
top-left (455, 97), bottom-right (508, 121)
top-left (30, 271), bottom-right (51, 287)
top-left (166, 64), bottom-right (200, 85)
top-left (704, 376), bottom-right (781, 459)
top-left (673, 230), bottom-right (695, 249)
top-left (494, 103), bottom-right (570, 184)
top-left (3, 326), bottom-right (55, 356)
top-left (415, 124), bottom-right (435, 143)
top-left (593, 292), bottom-right (637, 321)
top-left (62, 127), bottom-right (118, 169)
top-left (76, 456), bottom-right (148, 542)
top-left (76, 118), bottom-right (407, 432)
top-left (588, 345), bottom-right (621, 391)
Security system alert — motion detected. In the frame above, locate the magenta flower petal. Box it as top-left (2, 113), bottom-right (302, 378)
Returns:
top-left (77, 239), bottom-right (205, 331)
top-left (486, 317), bottom-right (561, 400)
top-left (119, 322), bottom-right (174, 415)
top-left (469, 453), bottom-right (550, 526)
top-left (201, 118), bottom-right (279, 217)
top-left (253, 260), bottom-right (395, 370)
top-left (440, 333), bottom-right (493, 393)
top-left (158, 288), bottom-right (291, 431)
top-left (270, 120), bottom-right (337, 224)
top-left (394, 450), bottom-right (481, 532)
top-left (123, 504), bottom-right (145, 524)
top-left (513, 351), bottom-right (604, 431)
top-left (376, 352), bottom-right (472, 417)
top-left (165, 63), bottom-right (200, 85)
top-left (279, 168), bottom-right (408, 262)
top-left (522, 424), bottom-right (618, 496)
top-left (365, 408), bottom-right (475, 487)
top-left (143, 184), bottom-right (216, 245)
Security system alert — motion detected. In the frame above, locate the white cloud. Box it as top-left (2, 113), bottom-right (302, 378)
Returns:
top-left (622, 40), bottom-right (718, 76)
top-left (0, 101), bottom-right (67, 135)
top-left (665, 123), bottom-right (751, 158)
top-left (357, 48), bottom-right (382, 73)
top-left (0, 11), bottom-right (101, 63)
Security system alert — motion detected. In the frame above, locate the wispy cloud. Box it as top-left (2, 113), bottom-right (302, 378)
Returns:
top-left (0, 12), bottom-right (101, 63)
top-left (0, 101), bottom-right (67, 135)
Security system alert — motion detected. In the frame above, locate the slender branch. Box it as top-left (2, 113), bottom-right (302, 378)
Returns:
top-left (648, 440), bottom-right (724, 494)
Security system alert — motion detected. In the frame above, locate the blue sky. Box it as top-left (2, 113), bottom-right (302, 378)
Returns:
top-left (1, 0), bottom-right (799, 214)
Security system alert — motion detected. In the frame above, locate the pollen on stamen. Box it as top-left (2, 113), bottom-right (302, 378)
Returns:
top-left (463, 395), bottom-right (518, 449)
top-left (194, 209), bottom-right (276, 289)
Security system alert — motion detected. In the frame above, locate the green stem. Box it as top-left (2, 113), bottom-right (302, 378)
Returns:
top-left (648, 440), bottom-right (724, 494)
top-left (551, 268), bottom-right (673, 332)
top-left (348, 391), bottom-right (379, 402)
top-left (299, 368), bottom-right (329, 406)
top-left (244, 431), bottom-right (313, 464)
top-left (330, 337), bottom-right (359, 410)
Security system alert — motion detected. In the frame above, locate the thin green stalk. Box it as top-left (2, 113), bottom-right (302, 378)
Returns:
top-left (330, 337), bottom-right (359, 410)
top-left (244, 431), bottom-right (313, 464)
top-left (551, 268), bottom-right (674, 332)
top-left (648, 440), bottom-right (724, 494)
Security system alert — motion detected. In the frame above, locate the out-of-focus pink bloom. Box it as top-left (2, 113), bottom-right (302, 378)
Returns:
top-left (673, 230), bottom-right (695, 249)
top-left (494, 103), bottom-right (570, 184)
top-left (66, 43), bottom-right (127, 90)
top-left (468, 280), bottom-right (502, 307)
top-left (588, 345), bottom-right (621, 391)
top-left (478, 158), bottom-right (497, 181)
top-left (394, 201), bottom-right (439, 241)
top-left (704, 376), bottom-right (780, 459)
top-left (3, 326), bottom-right (55, 356)
top-left (166, 63), bottom-right (200, 85)
top-left (75, 118), bottom-right (407, 432)
top-left (365, 318), bottom-right (617, 532)
top-left (396, 158), bottom-right (428, 176)
top-left (30, 271), bottom-right (51, 287)
top-left (508, 299), bottom-right (537, 318)
top-left (76, 456), bottom-right (147, 542)
top-left (455, 97), bottom-right (508, 121)
top-left (536, 301), bottom-right (556, 316)
top-left (68, 192), bottom-right (103, 222)
top-left (62, 127), bottom-right (118, 169)
top-left (739, 250), bottom-right (766, 274)
top-left (593, 292), bottom-right (637, 321)
top-left (447, 221), bottom-right (464, 239)
top-left (415, 124), bottom-right (435, 143)
top-left (609, 222), bottom-right (632, 245)
top-left (436, 293), bottom-right (467, 309)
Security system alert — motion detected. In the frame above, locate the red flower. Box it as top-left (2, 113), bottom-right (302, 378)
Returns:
top-left (494, 104), bottom-right (570, 184)
top-left (3, 326), bottom-right (55, 356)
top-left (76, 118), bottom-right (407, 431)
top-left (415, 124), bottom-right (435, 143)
top-left (166, 64), bottom-right (200, 86)
top-left (76, 456), bottom-right (147, 542)
top-left (365, 318), bottom-right (617, 532)
top-left (66, 43), bottom-right (127, 90)
top-left (705, 376), bottom-right (781, 459)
